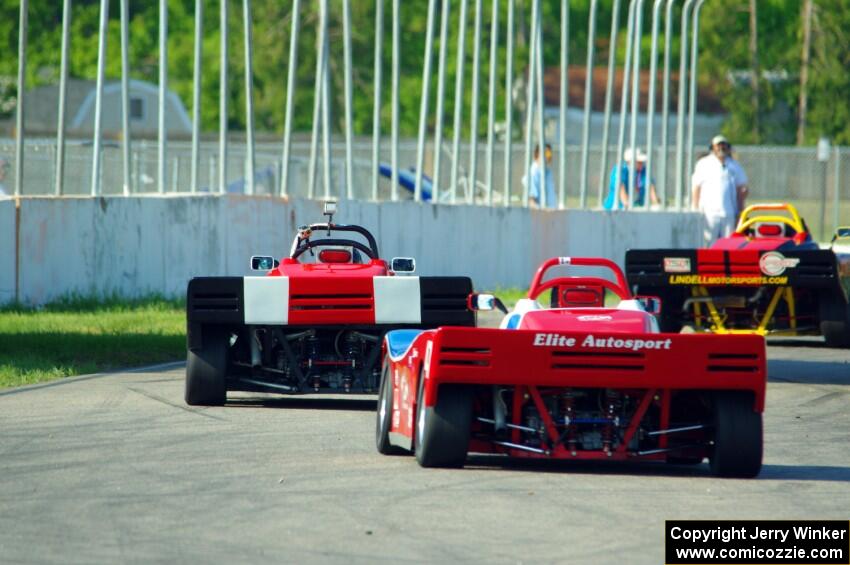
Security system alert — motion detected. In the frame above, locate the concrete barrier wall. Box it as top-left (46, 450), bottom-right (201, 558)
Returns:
top-left (0, 198), bottom-right (15, 303)
top-left (11, 195), bottom-right (704, 304)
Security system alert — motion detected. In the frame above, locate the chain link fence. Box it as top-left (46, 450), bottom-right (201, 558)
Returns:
top-left (1, 138), bottom-right (847, 241)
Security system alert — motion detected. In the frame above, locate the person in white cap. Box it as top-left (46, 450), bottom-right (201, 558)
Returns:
top-left (603, 147), bottom-right (659, 210)
top-left (691, 134), bottom-right (749, 245)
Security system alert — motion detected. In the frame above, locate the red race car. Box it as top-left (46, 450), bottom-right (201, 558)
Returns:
top-left (626, 203), bottom-right (850, 346)
top-left (376, 257), bottom-right (767, 478)
top-left (185, 202), bottom-right (474, 405)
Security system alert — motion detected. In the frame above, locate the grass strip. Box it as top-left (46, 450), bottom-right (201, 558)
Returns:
top-left (0, 297), bottom-right (185, 390)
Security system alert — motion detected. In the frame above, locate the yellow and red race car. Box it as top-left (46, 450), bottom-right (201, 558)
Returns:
top-left (626, 203), bottom-right (850, 347)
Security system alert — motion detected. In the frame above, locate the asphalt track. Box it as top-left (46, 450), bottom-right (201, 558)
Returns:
top-left (1, 340), bottom-right (848, 564)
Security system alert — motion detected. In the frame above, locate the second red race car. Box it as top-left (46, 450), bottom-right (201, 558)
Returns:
top-left (375, 257), bottom-right (767, 478)
top-left (185, 202), bottom-right (474, 405)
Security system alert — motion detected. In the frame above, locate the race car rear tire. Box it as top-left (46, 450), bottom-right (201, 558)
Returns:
top-left (185, 328), bottom-right (228, 406)
top-left (710, 392), bottom-right (762, 478)
top-left (821, 320), bottom-right (850, 348)
top-left (415, 379), bottom-right (473, 468)
top-left (376, 358), bottom-right (407, 455)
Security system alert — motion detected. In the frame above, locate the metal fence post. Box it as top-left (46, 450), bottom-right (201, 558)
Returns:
top-left (158, 0), bottom-right (168, 195)
top-left (308, 2), bottom-right (327, 200)
top-left (644, 0), bottom-right (665, 208)
top-left (55, 0), bottom-right (70, 196)
top-left (343, 0), bottom-right (355, 200)
top-left (243, 0), bottom-right (256, 196)
top-left (534, 4), bottom-right (546, 208)
top-left (597, 0), bottom-right (622, 208)
top-left (614, 0), bottom-right (637, 209)
top-left (578, 0), bottom-right (599, 208)
top-left (321, 14), bottom-right (332, 200)
top-left (503, 0), bottom-right (515, 207)
top-left (219, 0), bottom-right (229, 193)
top-left (674, 0), bottom-right (696, 209)
top-left (91, 0), bottom-right (109, 197)
top-left (558, 0), bottom-right (569, 209)
top-left (522, 0), bottom-right (540, 207)
top-left (685, 0), bottom-right (706, 192)
top-left (834, 146), bottom-right (841, 234)
top-left (120, 0), bottom-right (132, 196)
top-left (484, 0), bottom-right (499, 206)
top-left (280, 0), bottom-right (301, 198)
top-left (371, 0), bottom-right (385, 201)
top-left (14, 0), bottom-right (28, 197)
top-left (191, 0), bottom-right (202, 194)
top-left (467, 0), bottom-right (483, 204)
top-left (391, 0), bottom-right (401, 201)
top-left (433, 0), bottom-right (452, 203)
top-left (659, 0), bottom-right (677, 205)
top-left (627, 0), bottom-right (646, 209)
top-left (450, 0), bottom-right (469, 204)
top-left (415, 0), bottom-right (438, 203)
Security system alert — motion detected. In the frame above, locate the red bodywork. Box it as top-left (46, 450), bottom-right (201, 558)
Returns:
top-left (626, 203), bottom-right (850, 340)
top-left (382, 257), bottom-right (766, 464)
top-left (270, 259), bottom-right (389, 325)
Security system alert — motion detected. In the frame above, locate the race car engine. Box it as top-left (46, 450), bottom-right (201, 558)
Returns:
top-left (517, 389), bottom-right (642, 453)
top-left (233, 327), bottom-right (383, 394)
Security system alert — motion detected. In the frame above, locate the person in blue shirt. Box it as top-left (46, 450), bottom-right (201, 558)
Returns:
top-left (603, 148), bottom-right (659, 210)
top-left (525, 143), bottom-right (557, 208)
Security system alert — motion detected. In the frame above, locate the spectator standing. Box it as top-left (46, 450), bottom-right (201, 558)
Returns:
top-left (603, 148), bottom-right (659, 210)
top-left (524, 143), bottom-right (557, 209)
top-left (691, 135), bottom-right (749, 245)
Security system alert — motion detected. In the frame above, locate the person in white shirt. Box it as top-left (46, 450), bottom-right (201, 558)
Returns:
top-left (691, 135), bottom-right (749, 245)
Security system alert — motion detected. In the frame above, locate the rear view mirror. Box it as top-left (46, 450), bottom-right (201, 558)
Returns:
top-left (832, 226), bottom-right (850, 244)
top-left (250, 255), bottom-right (279, 271)
top-left (467, 293), bottom-right (508, 314)
top-left (636, 295), bottom-right (662, 315)
top-left (391, 257), bottom-right (416, 273)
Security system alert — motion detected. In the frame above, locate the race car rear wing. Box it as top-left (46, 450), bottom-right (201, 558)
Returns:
top-left (422, 327), bottom-right (766, 412)
top-left (626, 248), bottom-right (844, 291)
top-left (187, 275), bottom-right (475, 328)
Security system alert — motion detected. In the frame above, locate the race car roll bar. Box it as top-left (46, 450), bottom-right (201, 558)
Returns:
top-left (289, 223), bottom-right (380, 259)
top-left (290, 238), bottom-right (377, 261)
top-left (735, 203), bottom-right (806, 236)
top-left (528, 257), bottom-right (632, 301)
